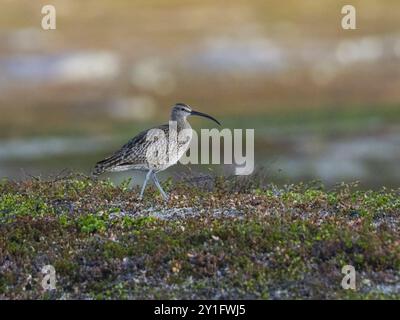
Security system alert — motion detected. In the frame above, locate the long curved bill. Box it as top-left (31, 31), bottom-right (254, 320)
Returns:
top-left (190, 110), bottom-right (221, 126)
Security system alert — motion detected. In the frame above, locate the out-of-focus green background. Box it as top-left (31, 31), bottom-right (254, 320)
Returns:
top-left (0, 0), bottom-right (399, 188)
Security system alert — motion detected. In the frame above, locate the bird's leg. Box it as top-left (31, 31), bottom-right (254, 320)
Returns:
top-left (139, 169), bottom-right (153, 199)
top-left (152, 172), bottom-right (168, 200)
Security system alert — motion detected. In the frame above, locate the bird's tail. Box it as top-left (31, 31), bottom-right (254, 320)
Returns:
top-left (92, 154), bottom-right (122, 176)
top-left (92, 162), bottom-right (106, 177)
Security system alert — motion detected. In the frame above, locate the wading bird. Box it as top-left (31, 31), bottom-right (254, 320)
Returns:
top-left (92, 103), bottom-right (220, 200)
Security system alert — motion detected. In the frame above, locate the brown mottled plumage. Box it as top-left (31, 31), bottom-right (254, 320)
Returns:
top-left (93, 124), bottom-right (169, 175)
top-left (92, 103), bottom-right (220, 200)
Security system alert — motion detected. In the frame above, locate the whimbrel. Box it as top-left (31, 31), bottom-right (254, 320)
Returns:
top-left (93, 103), bottom-right (220, 200)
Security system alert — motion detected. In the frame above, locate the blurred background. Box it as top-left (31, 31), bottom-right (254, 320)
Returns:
top-left (0, 0), bottom-right (399, 188)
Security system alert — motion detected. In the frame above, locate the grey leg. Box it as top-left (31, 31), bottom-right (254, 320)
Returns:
top-left (139, 169), bottom-right (153, 199)
top-left (152, 173), bottom-right (168, 200)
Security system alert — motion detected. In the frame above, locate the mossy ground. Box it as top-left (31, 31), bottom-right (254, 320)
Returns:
top-left (0, 173), bottom-right (399, 299)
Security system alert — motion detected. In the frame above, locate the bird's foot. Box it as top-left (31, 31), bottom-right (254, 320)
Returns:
top-left (160, 192), bottom-right (169, 202)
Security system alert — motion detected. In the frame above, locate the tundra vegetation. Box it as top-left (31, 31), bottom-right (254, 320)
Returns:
top-left (0, 172), bottom-right (399, 299)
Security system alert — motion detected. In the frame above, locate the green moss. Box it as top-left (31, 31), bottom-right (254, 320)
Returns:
top-left (0, 193), bottom-right (52, 222)
top-left (54, 258), bottom-right (79, 276)
top-left (77, 213), bottom-right (107, 233)
top-left (0, 175), bottom-right (399, 299)
top-left (122, 216), bottom-right (157, 229)
top-left (103, 241), bottom-right (128, 259)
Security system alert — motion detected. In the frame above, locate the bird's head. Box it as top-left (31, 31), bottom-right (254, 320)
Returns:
top-left (171, 103), bottom-right (221, 125)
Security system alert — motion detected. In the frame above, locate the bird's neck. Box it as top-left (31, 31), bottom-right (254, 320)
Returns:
top-left (172, 117), bottom-right (191, 130)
